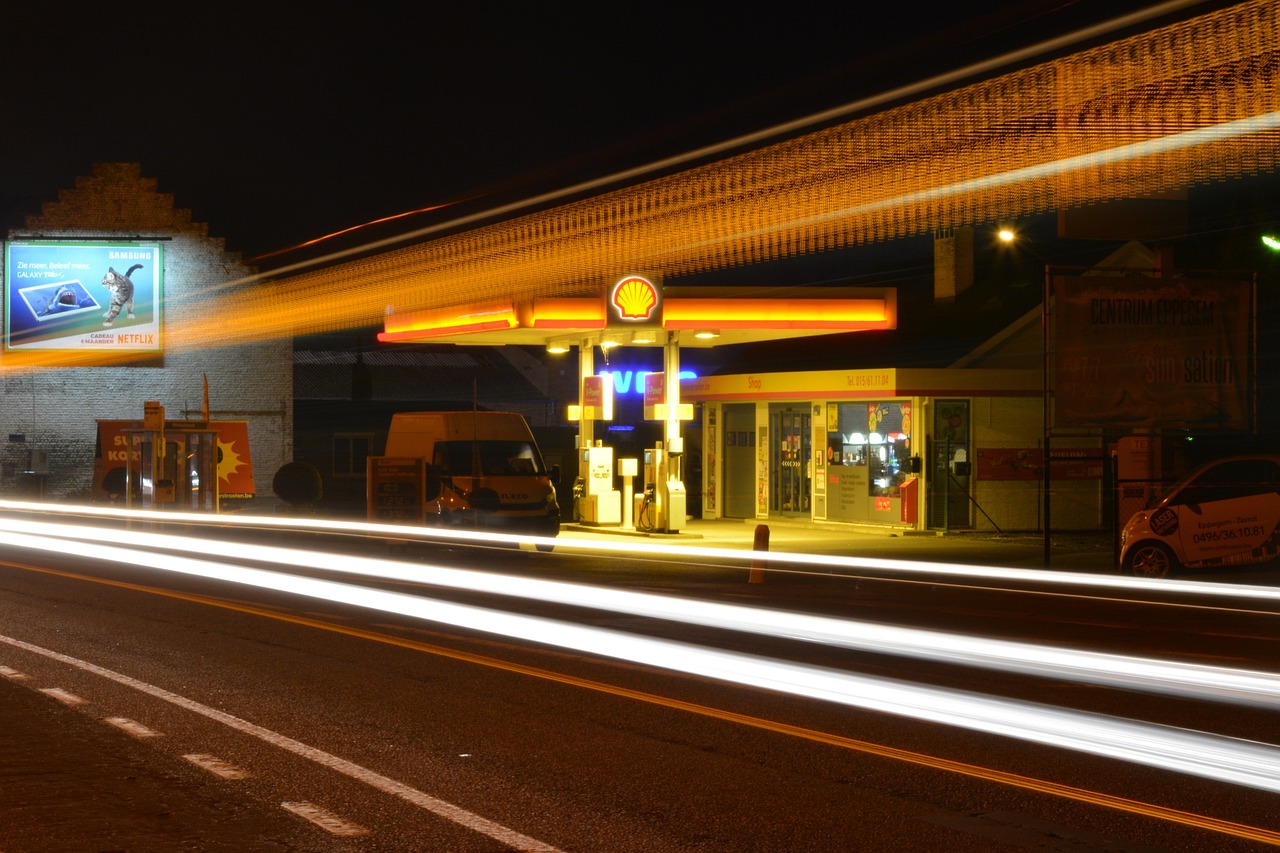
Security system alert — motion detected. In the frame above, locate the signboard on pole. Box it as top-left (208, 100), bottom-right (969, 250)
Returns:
top-left (1051, 276), bottom-right (1252, 429)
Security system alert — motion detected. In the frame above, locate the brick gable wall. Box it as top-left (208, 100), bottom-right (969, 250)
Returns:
top-left (1, 163), bottom-right (292, 507)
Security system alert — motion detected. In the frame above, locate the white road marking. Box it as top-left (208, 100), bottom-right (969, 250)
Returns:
top-left (104, 717), bottom-right (162, 738)
top-left (0, 665), bottom-right (30, 680)
top-left (0, 634), bottom-right (566, 853)
top-left (282, 801), bottom-right (369, 837)
top-left (183, 753), bottom-right (253, 779)
top-left (39, 687), bottom-right (87, 706)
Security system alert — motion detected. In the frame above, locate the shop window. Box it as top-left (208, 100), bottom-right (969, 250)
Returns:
top-left (826, 401), bottom-right (913, 498)
top-left (333, 433), bottom-right (372, 477)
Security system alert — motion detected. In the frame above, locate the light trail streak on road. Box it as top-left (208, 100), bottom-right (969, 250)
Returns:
top-left (4, 514), bottom-right (1280, 711)
top-left (5, 499), bottom-right (1280, 603)
top-left (5, 525), bottom-right (1280, 798)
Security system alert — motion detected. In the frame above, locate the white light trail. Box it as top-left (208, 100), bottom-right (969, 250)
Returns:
top-left (4, 515), bottom-right (1280, 711)
top-left (5, 499), bottom-right (1280, 603)
top-left (5, 524), bottom-right (1280, 795)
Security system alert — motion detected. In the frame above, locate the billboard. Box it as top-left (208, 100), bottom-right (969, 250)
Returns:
top-left (5, 241), bottom-right (163, 353)
top-left (1052, 276), bottom-right (1253, 430)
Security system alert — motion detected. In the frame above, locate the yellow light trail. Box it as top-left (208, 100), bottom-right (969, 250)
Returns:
top-left (4, 0), bottom-right (1276, 371)
top-left (179, 0), bottom-right (1277, 343)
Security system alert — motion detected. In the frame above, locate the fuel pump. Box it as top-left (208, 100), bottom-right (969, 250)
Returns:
top-left (575, 442), bottom-right (620, 524)
top-left (641, 440), bottom-right (686, 533)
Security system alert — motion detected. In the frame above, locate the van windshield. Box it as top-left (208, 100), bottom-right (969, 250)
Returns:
top-left (433, 440), bottom-right (547, 477)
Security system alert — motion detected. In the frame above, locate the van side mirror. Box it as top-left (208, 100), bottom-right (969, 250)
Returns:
top-left (425, 464), bottom-right (448, 500)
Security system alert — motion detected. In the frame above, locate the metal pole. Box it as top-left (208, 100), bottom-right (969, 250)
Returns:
top-left (749, 523), bottom-right (769, 584)
top-left (944, 435), bottom-right (951, 534)
top-left (1043, 265), bottom-right (1052, 568)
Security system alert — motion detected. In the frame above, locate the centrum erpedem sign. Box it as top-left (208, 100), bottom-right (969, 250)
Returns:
top-left (1051, 275), bottom-right (1252, 429)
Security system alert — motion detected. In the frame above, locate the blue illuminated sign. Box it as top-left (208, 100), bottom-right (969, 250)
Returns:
top-left (600, 369), bottom-right (696, 395)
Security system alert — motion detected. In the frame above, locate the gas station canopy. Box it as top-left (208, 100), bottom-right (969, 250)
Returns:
top-left (377, 283), bottom-right (897, 349)
top-left (373, 277), bottom-right (898, 535)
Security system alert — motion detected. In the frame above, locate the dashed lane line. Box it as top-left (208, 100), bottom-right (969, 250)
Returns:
top-left (183, 753), bottom-right (253, 780)
top-left (282, 801), bottom-right (369, 837)
top-left (104, 716), bottom-right (163, 738)
top-left (0, 633), bottom-right (567, 853)
top-left (38, 687), bottom-right (87, 706)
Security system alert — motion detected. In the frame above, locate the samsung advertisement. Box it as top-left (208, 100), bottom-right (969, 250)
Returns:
top-left (5, 241), bottom-right (163, 355)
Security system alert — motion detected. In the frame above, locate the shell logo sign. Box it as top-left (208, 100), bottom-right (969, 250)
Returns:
top-left (611, 276), bottom-right (659, 321)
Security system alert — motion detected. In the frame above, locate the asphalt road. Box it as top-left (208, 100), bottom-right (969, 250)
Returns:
top-left (2, 516), bottom-right (1279, 851)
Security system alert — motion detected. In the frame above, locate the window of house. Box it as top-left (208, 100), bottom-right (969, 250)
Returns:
top-left (333, 433), bottom-right (372, 477)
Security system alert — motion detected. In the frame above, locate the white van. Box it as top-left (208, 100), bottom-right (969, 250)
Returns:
top-left (368, 411), bottom-right (560, 538)
top-left (1119, 455), bottom-right (1280, 578)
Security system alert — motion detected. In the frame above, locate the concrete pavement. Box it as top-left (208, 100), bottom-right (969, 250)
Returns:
top-left (561, 516), bottom-right (1119, 574)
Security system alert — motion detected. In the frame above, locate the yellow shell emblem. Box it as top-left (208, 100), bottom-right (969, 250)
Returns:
top-left (612, 276), bottom-right (657, 319)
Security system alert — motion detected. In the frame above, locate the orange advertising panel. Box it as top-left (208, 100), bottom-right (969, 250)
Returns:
top-left (94, 419), bottom-right (255, 499)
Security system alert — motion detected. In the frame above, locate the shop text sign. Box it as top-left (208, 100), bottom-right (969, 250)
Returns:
top-left (683, 369), bottom-right (899, 401)
top-left (975, 447), bottom-right (1102, 481)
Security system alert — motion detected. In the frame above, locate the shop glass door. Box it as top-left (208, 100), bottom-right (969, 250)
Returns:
top-left (770, 405), bottom-right (810, 516)
top-left (927, 399), bottom-right (972, 529)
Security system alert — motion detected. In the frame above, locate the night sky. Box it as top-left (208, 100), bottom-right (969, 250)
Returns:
top-left (1, 2), bottom-right (1189, 264)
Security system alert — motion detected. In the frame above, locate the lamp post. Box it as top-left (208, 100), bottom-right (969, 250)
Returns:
top-left (999, 224), bottom-right (1054, 566)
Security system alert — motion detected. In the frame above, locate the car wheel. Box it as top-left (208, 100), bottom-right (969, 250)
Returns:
top-left (1123, 541), bottom-right (1178, 579)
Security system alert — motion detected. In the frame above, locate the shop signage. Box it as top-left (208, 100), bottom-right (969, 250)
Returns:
top-left (599, 369), bottom-right (696, 395)
top-left (975, 448), bottom-right (1101, 481)
top-left (608, 274), bottom-right (662, 329)
top-left (92, 419), bottom-right (255, 498)
top-left (580, 375), bottom-right (611, 420)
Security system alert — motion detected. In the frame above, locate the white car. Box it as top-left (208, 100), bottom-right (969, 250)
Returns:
top-left (1119, 455), bottom-right (1280, 578)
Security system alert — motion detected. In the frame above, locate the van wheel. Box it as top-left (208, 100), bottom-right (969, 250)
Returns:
top-left (1123, 541), bottom-right (1178, 579)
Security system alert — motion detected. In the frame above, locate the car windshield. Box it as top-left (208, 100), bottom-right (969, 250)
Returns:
top-left (1150, 468), bottom-right (1201, 508)
top-left (433, 440), bottom-right (547, 477)
top-left (1155, 458), bottom-right (1280, 508)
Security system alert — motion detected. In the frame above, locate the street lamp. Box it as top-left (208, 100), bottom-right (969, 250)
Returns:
top-left (997, 222), bottom-right (1055, 563)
